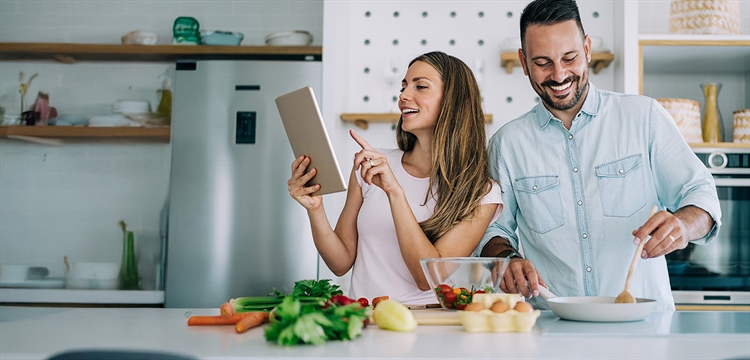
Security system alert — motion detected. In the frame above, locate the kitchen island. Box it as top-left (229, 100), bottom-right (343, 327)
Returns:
top-left (1, 306), bottom-right (748, 359)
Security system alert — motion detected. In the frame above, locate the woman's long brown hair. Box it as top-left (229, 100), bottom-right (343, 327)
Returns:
top-left (396, 51), bottom-right (492, 243)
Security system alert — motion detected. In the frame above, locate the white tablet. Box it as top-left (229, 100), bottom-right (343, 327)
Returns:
top-left (275, 86), bottom-right (347, 196)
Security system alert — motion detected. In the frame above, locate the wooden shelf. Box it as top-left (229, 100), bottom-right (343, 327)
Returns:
top-left (500, 51), bottom-right (615, 75)
top-left (0, 126), bottom-right (170, 141)
top-left (341, 113), bottom-right (493, 130)
top-left (688, 142), bottom-right (750, 149)
top-left (0, 42), bottom-right (322, 63)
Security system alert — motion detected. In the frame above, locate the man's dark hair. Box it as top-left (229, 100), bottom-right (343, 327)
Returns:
top-left (520, 0), bottom-right (585, 53)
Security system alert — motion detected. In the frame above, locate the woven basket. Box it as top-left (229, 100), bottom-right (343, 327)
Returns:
top-left (669, 0), bottom-right (740, 35)
top-left (733, 109), bottom-right (750, 144)
top-left (657, 98), bottom-right (703, 143)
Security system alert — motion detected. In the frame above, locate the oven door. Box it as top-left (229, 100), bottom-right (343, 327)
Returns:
top-left (668, 175), bottom-right (750, 305)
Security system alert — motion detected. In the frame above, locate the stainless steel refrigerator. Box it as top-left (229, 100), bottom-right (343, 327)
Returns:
top-left (165, 59), bottom-right (322, 308)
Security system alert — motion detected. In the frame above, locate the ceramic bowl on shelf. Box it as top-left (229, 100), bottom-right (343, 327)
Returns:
top-left (265, 30), bottom-right (313, 46)
top-left (419, 257), bottom-right (510, 310)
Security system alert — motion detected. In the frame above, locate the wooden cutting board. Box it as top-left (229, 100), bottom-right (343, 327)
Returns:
top-left (410, 308), bottom-right (461, 325)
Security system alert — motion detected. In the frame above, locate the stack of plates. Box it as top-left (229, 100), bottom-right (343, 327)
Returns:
top-left (669, 0), bottom-right (740, 35)
top-left (656, 98), bottom-right (703, 143)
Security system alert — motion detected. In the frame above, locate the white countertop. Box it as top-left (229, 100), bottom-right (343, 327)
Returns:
top-left (1, 306), bottom-right (749, 360)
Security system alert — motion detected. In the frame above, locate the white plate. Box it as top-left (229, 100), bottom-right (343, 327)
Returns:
top-left (0, 278), bottom-right (65, 289)
top-left (547, 296), bottom-right (657, 322)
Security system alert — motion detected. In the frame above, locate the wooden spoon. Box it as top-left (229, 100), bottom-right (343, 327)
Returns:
top-left (615, 205), bottom-right (659, 304)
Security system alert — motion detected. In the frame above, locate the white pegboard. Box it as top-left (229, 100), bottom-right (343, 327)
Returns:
top-left (328, 0), bottom-right (617, 150)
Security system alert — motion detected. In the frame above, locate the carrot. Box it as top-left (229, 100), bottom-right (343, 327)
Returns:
top-left (220, 302), bottom-right (236, 318)
top-left (235, 312), bottom-right (270, 334)
top-left (187, 312), bottom-right (265, 326)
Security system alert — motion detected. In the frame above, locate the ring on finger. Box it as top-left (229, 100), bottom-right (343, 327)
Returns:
top-left (369, 159), bottom-right (375, 168)
top-left (669, 235), bottom-right (676, 243)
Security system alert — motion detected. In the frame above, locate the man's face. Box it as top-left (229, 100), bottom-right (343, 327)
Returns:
top-left (520, 20), bottom-right (591, 112)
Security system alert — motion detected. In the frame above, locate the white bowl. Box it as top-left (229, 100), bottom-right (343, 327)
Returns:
top-left (265, 30), bottom-right (313, 46)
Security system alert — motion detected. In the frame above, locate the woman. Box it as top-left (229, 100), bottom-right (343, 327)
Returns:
top-left (288, 51), bottom-right (502, 304)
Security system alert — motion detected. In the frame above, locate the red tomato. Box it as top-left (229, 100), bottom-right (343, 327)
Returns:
top-left (444, 291), bottom-right (457, 304)
top-left (455, 302), bottom-right (467, 310)
top-left (437, 284), bottom-right (452, 294)
top-left (358, 297), bottom-right (369, 307)
top-left (474, 289), bottom-right (485, 294)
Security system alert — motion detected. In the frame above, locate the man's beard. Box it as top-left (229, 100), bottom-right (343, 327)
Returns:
top-left (534, 74), bottom-right (588, 111)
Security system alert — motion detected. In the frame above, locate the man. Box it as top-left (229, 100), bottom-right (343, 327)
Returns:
top-left (477, 0), bottom-right (720, 311)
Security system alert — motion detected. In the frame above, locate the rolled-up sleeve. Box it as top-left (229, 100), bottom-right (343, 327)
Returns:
top-left (474, 136), bottom-right (521, 256)
top-left (649, 99), bottom-right (721, 245)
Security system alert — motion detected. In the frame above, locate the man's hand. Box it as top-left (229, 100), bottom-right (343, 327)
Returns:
top-left (632, 205), bottom-right (713, 259)
top-left (499, 258), bottom-right (546, 298)
top-left (482, 236), bottom-right (546, 298)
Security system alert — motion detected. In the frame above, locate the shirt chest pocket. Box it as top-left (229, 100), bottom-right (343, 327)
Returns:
top-left (595, 154), bottom-right (646, 217)
top-left (514, 175), bottom-right (564, 234)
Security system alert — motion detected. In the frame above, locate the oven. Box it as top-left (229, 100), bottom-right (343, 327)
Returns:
top-left (668, 146), bottom-right (750, 305)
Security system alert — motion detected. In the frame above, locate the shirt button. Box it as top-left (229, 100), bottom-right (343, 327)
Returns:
top-left (586, 267), bottom-right (592, 272)
top-left (532, 185), bottom-right (538, 190)
top-left (619, 169), bottom-right (624, 174)
top-left (577, 113), bottom-right (581, 117)
top-left (568, 134), bottom-right (573, 140)
top-left (577, 200), bottom-right (583, 206)
top-left (573, 167), bottom-right (579, 172)
top-left (582, 233), bottom-right (588, 239)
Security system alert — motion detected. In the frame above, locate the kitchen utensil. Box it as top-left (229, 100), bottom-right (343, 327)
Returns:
top-left (616, 205), bottom-right (659, 303)
top-left (420, 257), bottom-right (510, 310)
top-left (264, 30), bottom-right (313, 46)
top-left (538, 286), bottom-right (657, 322)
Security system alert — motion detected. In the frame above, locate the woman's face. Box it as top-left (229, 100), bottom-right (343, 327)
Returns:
top-left (399, 60), bottom-right (444, 134)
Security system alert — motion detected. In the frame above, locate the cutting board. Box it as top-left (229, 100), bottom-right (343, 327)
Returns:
top-left (410, 308), bottom-right (461, 325)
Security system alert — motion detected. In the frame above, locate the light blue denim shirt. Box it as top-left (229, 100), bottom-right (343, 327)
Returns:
top-left (475, 83), bottom-right (721, 312)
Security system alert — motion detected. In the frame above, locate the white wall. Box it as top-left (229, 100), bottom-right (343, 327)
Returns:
top-left (0, 0), bottom-right (324, 280)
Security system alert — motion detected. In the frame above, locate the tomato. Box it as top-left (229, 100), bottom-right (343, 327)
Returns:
top-left (437, 284), bottom-right (452, 294)
top-left (455, 302), bottom-right (467, 310)
top-left (358, 297), bottom-right (369, 308)
top-left (474, 289), bottom-right (485, 294)
top-left (372, 296), bottom-right (389, 307)
top-left (443, 291), bottom-right (457, 305)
